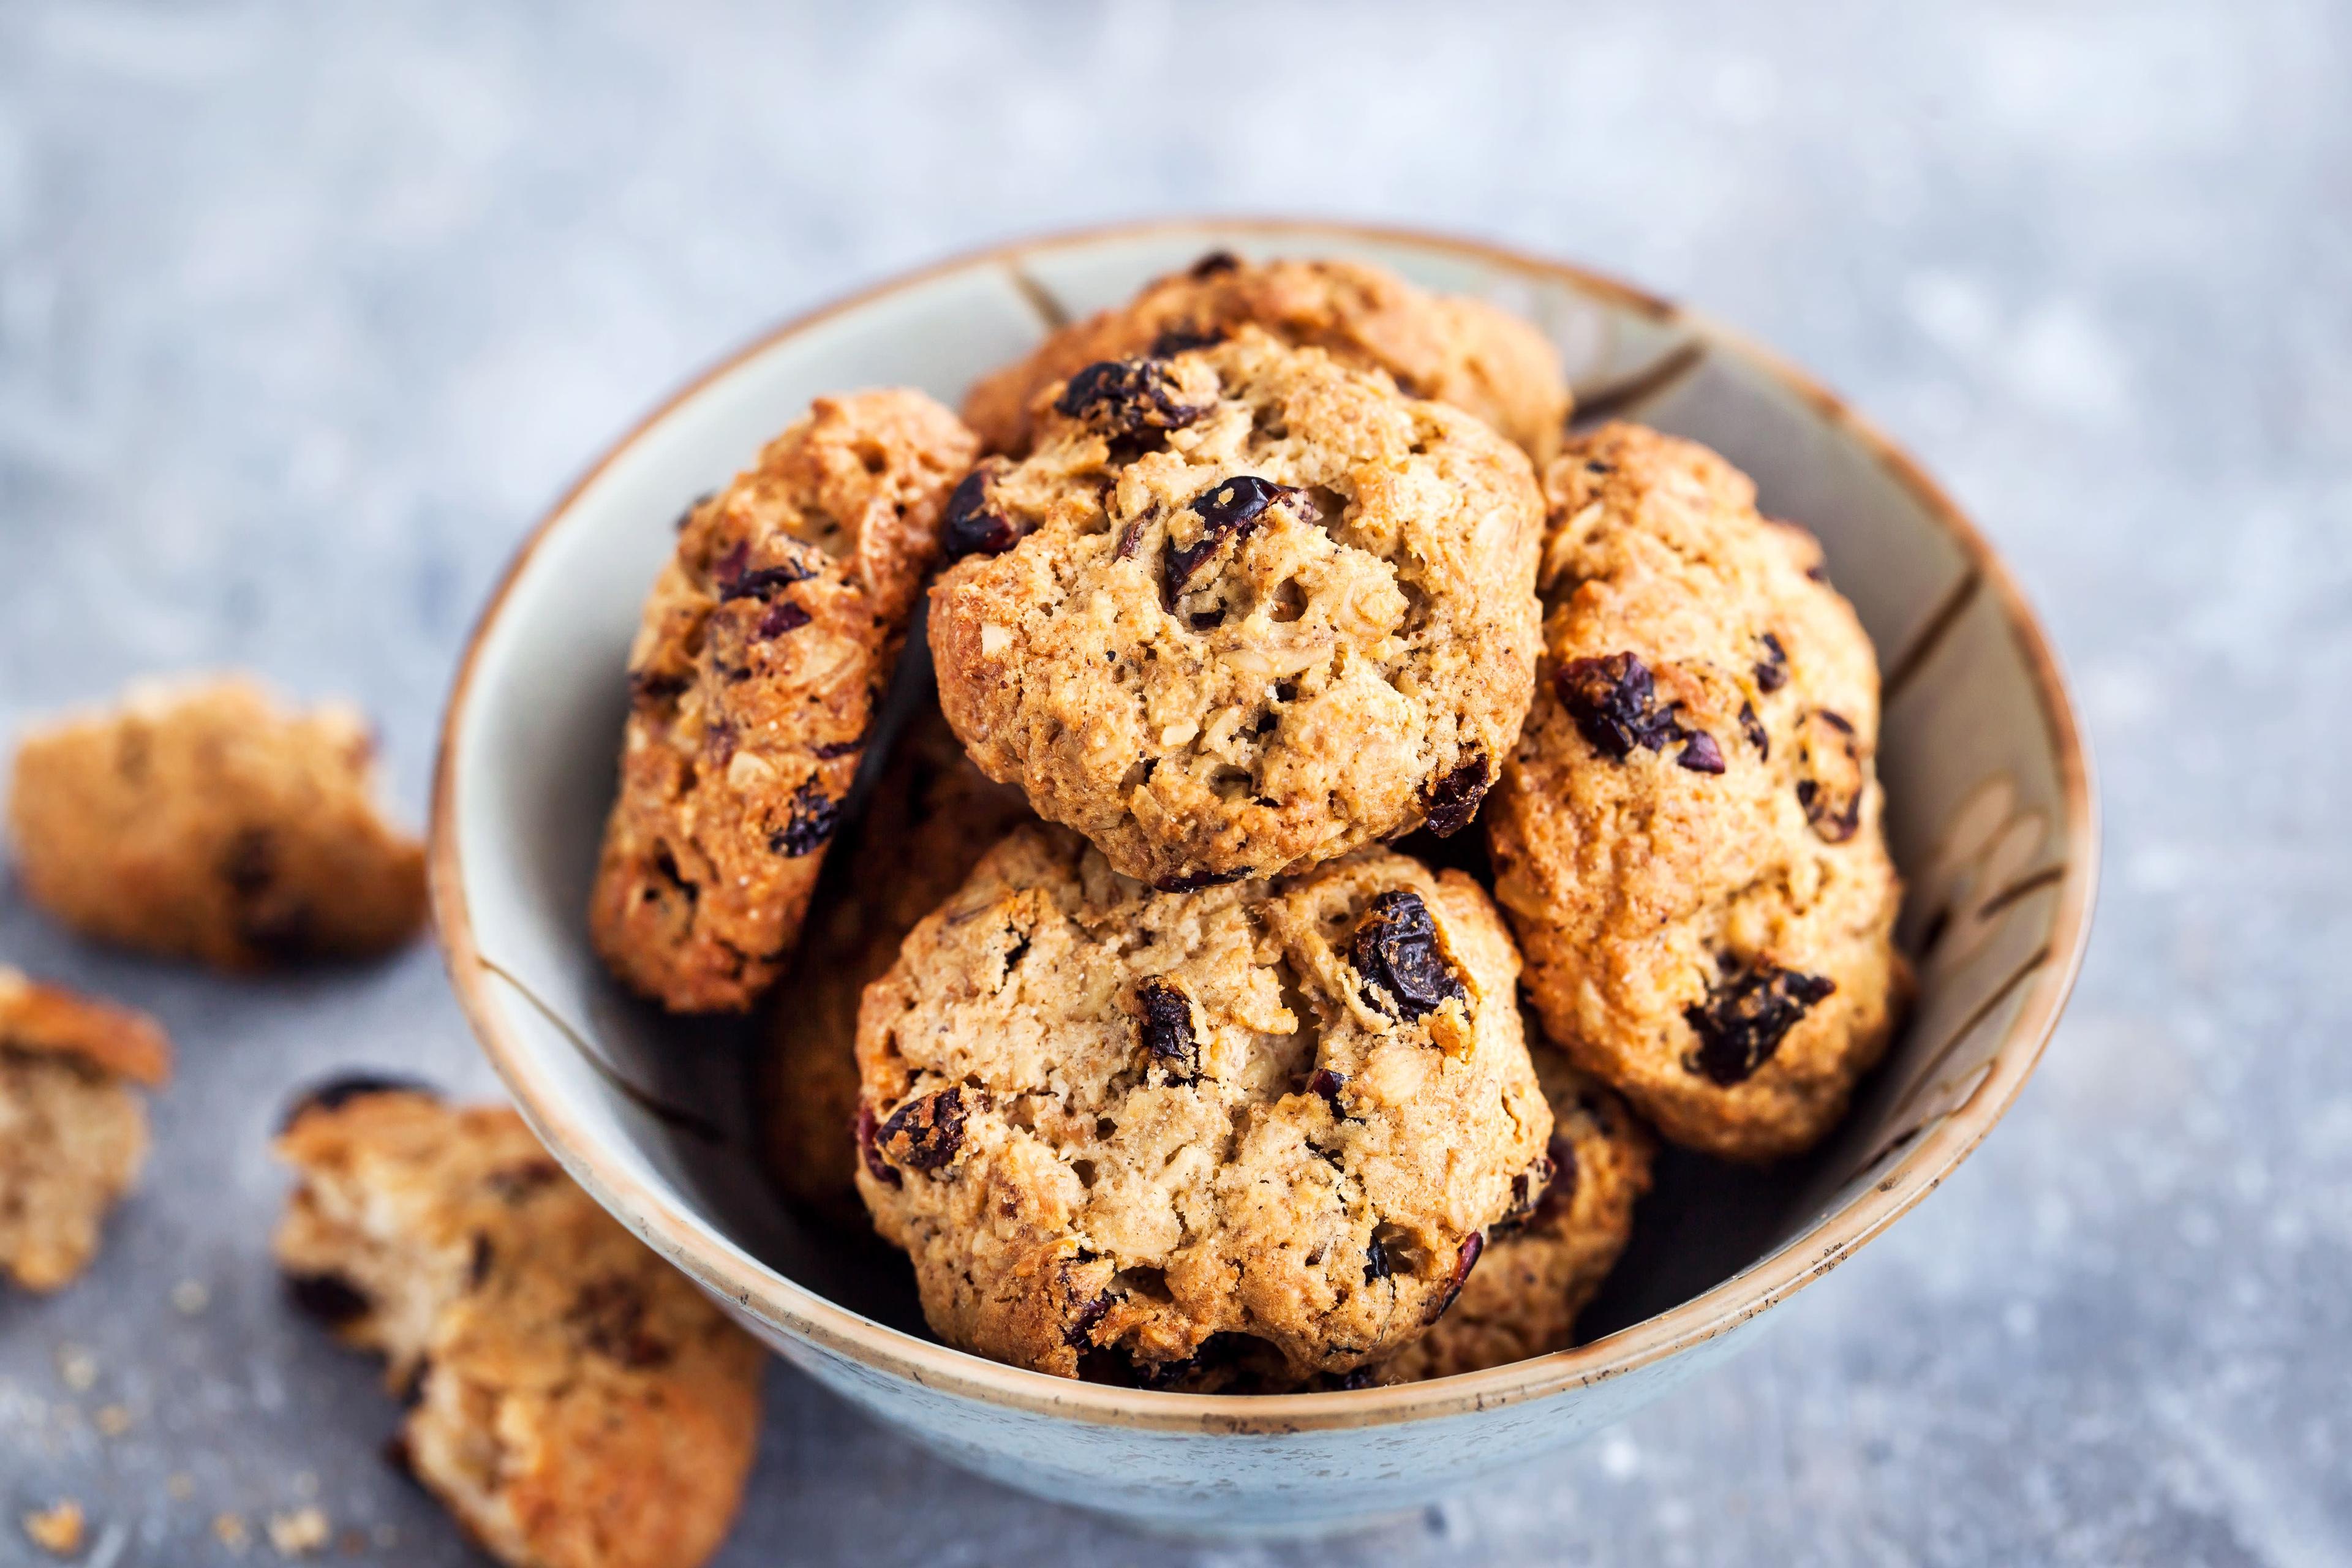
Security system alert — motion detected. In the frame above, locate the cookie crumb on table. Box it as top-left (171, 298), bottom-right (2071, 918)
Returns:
top-left (265, 1506), bottom-right (330, 1557)
top-left (6, 676), bottom-right (426, 970)
top-left (21, 1498), bottom-right (83, 1556)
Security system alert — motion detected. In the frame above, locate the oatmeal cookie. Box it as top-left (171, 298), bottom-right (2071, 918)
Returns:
top-left (1368, 1048), bottom-right (1651, 1382)
top-left (1488, 424), bottom-right (1909, 1161)
top-left (274, 1084), bottom-right (764, 1568)
top-left (965, 252), bottom-right (1569, 463)
top-left (930, 329), bottom-right (1543, 891)
top-left (589, 390), bottom-right (979, 1012)
top-left (853, 826), bottom-right (1552, 1387)
top-left (756, 703), bottom-right (1030, 1229)
top-left (7, 677), bottom-right (426, 968)
top-left (0, 968), bottom-right (170, 1292)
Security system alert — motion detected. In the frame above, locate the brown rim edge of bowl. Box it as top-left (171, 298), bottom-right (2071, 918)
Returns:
top-left (428, 216), bottom-right (2100, 1438)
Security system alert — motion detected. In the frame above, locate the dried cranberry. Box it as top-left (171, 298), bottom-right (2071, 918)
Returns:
top-left (284, 1272), bottom-right (371, 1325)
top-left (1504, 1150), bottom-right (1558, 1226)
top-left (1532, 1134), bottom-right (1580, 1224)
top-left (1420, 750), bottom-right (1490, 838)
top-left (1683, 963), bottom-right (1837, 1085)
top-left (484, 1160), bottom-right (561, 1201)
top-left (221, 826), bottom-right (276, 899)
top-left (854, 1104), bottom-right (900, 1188)
top-left (1162, 475), bottom-right (1299, 603)
top-left (278, 1072), bottom-right (435, 1133)
top-left (1149, 323), bottom-right (1224, 356)
top-left (1677, 730), bottom-right (1726, 774)
top-left (1154, 867), bottom-right (1250, 893)
top-left (568, 1278), bottom-right (671, 1368)
top-left (1364, 1221), bottom-right (1425, 1283)
top-left (1055, 356), bottom-right (1207, 441)
top-left (756, 600), bottom-right (811, 638)
top-left (1063, 1289), bottom-right (1116, 1348)
top-left (1554, 652), bottom-right (1683, 759)
top-left (1739, 701), bottom-right (1768, 758)
top-left (715, 542), bottom-right (814, 600)
top-left (769, 780), bottom-right (840, 858)
top-left (1426, 1232), bottom-right (1485, 1323)
top-left (1348, 890), bottom-right (1466, 1022)
top-left (1304, 1067), bottom-right (1348, 1115)
top-left (631, 669), bottom-right (688, 705)
top-left (1795, 709), bottom-right (1864, 842)
top-left (942, 461), bottom-right (1022, 560)
top-left (877, 1086), bottom-right (971, 1172)
top-left (1135, 976), bottom-right (1199, 1080)
top-left (1754, 632), bottom-right (1789, 692)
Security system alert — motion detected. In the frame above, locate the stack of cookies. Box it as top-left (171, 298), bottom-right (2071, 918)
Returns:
top-left (592, 252), bottom-right (1910, 1393)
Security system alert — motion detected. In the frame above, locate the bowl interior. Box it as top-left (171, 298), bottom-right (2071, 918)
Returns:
top-left (437, 222), bottom-right (2089, 1391)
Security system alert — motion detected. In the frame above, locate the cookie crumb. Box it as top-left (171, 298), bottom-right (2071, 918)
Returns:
top-left (21, 1499), bottom-right (83, 1556)
top-left (170, 1279), bottom-right (210, 1315)
top-left (213, 1512), bottom-right (251, 1554)
top-left (266, 1507), bottom-right (329, 1557)
top-left (94, 1403), bottom-right (132, 1436)
top-left (53, 1344), bottom-right (97, 1392)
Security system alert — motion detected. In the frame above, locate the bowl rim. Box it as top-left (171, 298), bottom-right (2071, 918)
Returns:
top-left (428, 216), bottom-right (2100, 1437)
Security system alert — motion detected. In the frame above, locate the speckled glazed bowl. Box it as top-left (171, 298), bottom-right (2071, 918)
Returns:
top-left (429, 221), bottom-right (2097, 1536)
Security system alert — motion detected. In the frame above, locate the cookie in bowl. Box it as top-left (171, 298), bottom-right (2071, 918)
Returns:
top-left (757, 704), bottom-right (1031, 1230)
top-left (852, 825), bottom-right (1553, 1388)
top-left (963, 251), bottom-right (1570, 463)
top-left (929, 328), bottom-right (1544, 891)
top-left (1487, 423), bottom-right (1910, 1161)
top-left (589, 390), bottom-right (979, 1012)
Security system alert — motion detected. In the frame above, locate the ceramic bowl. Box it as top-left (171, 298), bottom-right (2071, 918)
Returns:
top-left (428, 220), bottom-right (2097, 1536)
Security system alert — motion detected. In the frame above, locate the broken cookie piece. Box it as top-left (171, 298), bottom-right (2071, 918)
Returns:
top-left (589, 389), bottom-right (980, 1012)
top-left (273, 1085), bottom-right (764, 1568)
top-left (0, 967), bottom-right (171, 1292)
top-left (7, 677), bottom-right (426, 969)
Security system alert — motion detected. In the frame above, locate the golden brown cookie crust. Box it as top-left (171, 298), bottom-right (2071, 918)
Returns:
top-left (274, 1088), bottom-right (764, 1568)
top-left (0, 969), bottom-right (167, 1293)
top-left (589, 390), bottom-right (979, 1012)
top-left (1371, 1049), bottom-right (1653, 1382)
top-left (964, 252), bottom-right (1569, 463)
top-left (7, 677), bottom-right (426, 969)
top-left (1488, 423), bottom-right (1910, 1161)
top-left (853, 826), bottom-right (1552, 1387)
top-left (930, 329), bottom-right (1543, 891)
top-left (756, 704), bottom-right (1031, 1228)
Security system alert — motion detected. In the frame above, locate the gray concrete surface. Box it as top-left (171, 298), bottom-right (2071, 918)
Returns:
top-left (1, 2), bottom-right (2346, 1563)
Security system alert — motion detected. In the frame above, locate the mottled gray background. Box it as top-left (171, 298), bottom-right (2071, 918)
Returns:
top-left (1, 2), bottom-right (2345, 1564)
